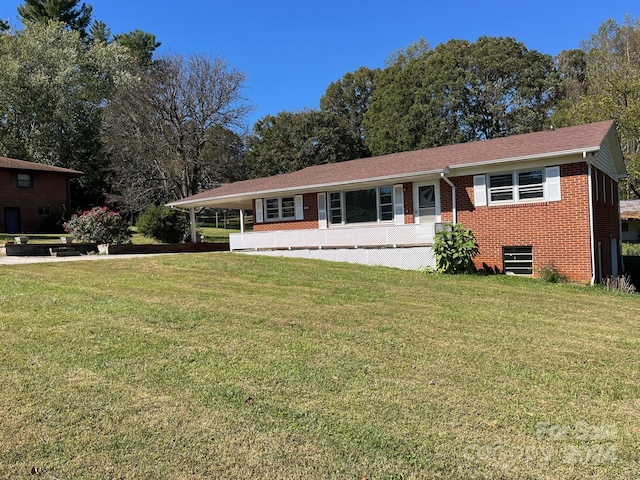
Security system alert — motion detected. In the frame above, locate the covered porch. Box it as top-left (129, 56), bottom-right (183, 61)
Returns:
top-left (229, 223), bottom-right (438, 271)
top-left (230, 222), bottom-right (436, 251)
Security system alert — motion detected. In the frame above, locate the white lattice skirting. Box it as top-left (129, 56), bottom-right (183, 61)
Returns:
top-left (237, 246), bottom-right (436, 271)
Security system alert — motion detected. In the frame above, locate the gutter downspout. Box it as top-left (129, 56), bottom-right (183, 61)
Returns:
top-left (619, 181), bottom-right (624, 275)
top-left (440, 172), bottom-right (457, 224)
top-left (586, 154), bottom-right (596, 285)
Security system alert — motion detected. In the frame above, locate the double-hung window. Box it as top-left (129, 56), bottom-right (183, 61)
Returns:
top-left (265, 196), bottom-right (296, 221)
top-left (488, 169), bottom-right (544, 204)
top-left (17, 173), bottom-right (33, 188)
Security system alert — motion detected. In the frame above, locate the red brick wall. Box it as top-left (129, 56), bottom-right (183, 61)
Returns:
top-left (592, 167), bottom-right (621, 281)
top-left (402, 182), bottom-right (414, 224)
top-left (253, 193), bottom-right (319, 232)
top-left (0, 170), bottom-right (72, 233)
top-left (441, 162), bottom-right (594, 282)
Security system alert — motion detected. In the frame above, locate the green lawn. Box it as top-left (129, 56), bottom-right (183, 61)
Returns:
top-left (0, 254), bottom-right (638, 479)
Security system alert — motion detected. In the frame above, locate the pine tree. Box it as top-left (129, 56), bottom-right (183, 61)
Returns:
top-left (17, 0), bottom-right (92, 37)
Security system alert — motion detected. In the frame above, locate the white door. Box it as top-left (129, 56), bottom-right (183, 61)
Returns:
top-left (413, 182), bottom-right (440, 224)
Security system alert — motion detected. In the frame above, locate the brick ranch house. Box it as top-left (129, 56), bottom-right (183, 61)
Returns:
top-left (0, 156), bottom-right (82, 234)
top-left (169, 120), bottom-right (626, 284)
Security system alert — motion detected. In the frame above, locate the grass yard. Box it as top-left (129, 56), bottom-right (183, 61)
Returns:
top-left (0, 253), bottom-right (638, 479)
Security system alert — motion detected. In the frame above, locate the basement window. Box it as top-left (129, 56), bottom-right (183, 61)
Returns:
top-left (503, 246), bottom-right (533, 275)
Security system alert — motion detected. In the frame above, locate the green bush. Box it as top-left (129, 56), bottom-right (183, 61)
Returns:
top-left (432, 223), bottom-right (479, 274)
top-left (538, 262), bottom-right (566, 283)
top-left (622, 242), bottom-right (640, 256)
top-left (136, 205), bottom-right (189, 243)
top-left (63, 207), bottom-right (132, 244)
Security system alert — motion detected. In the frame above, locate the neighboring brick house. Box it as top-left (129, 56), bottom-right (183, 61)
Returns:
top-left (169, 121), bottom-right (626, 284)
top-left (0, 156), bottom-right (82, 234)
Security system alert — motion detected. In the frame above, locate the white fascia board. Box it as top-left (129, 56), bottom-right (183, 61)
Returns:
top-left (447, 147), bottom-right (601, 173)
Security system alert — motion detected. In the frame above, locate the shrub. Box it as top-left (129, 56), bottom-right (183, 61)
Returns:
top-left (432, 223), bottom-right (479, 274)
top-left (64, 207), bottom-right (132, 244)
top-left (622, 242), bottom-right (640, 256)
top-left (603, 275), bottom-right (637, 294)
top-left (136, 205), bottom-right (189, 243)
top-left (538, 262), bottom-right (566, 283)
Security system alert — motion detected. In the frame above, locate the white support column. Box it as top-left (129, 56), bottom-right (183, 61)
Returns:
top-left (240, 209), bottom-right (245, 233)
top-left (190, 208), bottom-right (197, 243)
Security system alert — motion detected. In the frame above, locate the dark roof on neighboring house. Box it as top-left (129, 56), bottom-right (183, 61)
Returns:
top-left (621, 200), bottom-right (640, 219)
top-left (0, 156), bottom-right (83, 176)
top-left (169, 120), bottom-right (621, 209)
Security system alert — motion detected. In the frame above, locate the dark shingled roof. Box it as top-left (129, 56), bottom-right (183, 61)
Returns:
top-left (170, 120), bottom-right (618, 208)
top-left (0, 156), bottom-right (83, 175)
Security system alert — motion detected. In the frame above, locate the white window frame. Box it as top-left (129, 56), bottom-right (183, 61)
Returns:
top-left (262, 195), bottom-right (303, 222)
top-left (487, 169), bottom-right (545, 205)
top-left (328, 185), bottom-right (396, 226)
top-left (329, 191), bottom-right (343, 225)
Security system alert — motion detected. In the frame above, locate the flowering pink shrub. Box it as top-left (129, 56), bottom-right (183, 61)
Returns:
top-left (63, 206), bottom-right (132, 244)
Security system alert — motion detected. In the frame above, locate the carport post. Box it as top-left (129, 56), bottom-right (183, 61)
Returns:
top-left (240, 209), bottom-right (245, 233)
top-left (189, 208), bottom-right (197, 243)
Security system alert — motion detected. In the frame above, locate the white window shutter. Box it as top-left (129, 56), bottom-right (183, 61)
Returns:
top-left (545, 166), bottom-right (561, 202)
top-left (317, 193), bottom-right (327, 229)
top-left (294, 195), bottom-right (304, 220)
top-left (393, 184), bottom-right (405, 225)
top-left (473, 175), bottom-right (487, 207)
top-left (255, 198), bottom-right (264, 223)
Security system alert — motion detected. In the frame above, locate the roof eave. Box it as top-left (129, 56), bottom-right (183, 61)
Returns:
top-left (448, 146), bottom-right (601, 171)
top-left (167, 168), bottom-right (446, 208)
top-left (167, 145), bottom-right (607, 209)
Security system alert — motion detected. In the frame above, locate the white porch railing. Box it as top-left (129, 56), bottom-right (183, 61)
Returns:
top-left (230, 223), bottom-right (436, 251)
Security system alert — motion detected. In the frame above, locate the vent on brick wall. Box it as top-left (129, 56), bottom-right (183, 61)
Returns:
top-left (503, 246), bottom-right (533, 275)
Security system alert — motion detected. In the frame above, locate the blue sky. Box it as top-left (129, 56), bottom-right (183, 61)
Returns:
top-left (2, 1), bottom-right (639, 127)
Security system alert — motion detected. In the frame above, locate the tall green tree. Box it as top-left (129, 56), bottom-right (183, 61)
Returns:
top-left (17, 0), bottom-right (93, 37)
top-left (88, 19), bottom-right (110, 45)
top-left (0, 20), bottom-right (131, 205)
top-left (103, 53), bottom-right (253, 212)
top-left (552, 16), bottom-right (640, 197)
top-left (246, 109), bottom-right (368, 178)
top-left (364, 36), bottom-right (559, 155)
top-left (114, 29), bottom-right (161, 66)
top-left (320, 66), bottom-right (378, 147)
top-left (199, 125), bottom-right (248, 186)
